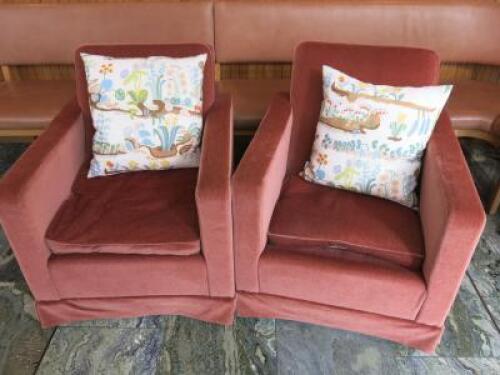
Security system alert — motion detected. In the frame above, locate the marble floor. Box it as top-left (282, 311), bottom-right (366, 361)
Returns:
top-left (0, 139), bottom-right (498, 375)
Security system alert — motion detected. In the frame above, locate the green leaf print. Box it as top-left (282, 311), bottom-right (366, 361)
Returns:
top-left (115, 89), bottom-right (126, 101)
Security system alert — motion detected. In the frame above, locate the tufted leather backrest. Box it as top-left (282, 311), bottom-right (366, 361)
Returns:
top-left (0, 2), bottom-right (214, 65)
top-left (214, 0), bottom-right (500, 65)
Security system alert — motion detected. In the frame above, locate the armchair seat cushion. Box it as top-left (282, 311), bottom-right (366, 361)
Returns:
top-left (447, 80), bottom-right (500, 136)
top-left (45, 168), bottom-right (200, 256)
top-left (268, 176), bottom-right (424, 270)
top-left (0, 80), bottom-right (75, 129)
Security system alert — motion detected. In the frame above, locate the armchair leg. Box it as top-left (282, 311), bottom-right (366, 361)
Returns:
top-left (455, 130), bottom-right (499, 215)
top-left (489, 183), bottom-right (500, 215)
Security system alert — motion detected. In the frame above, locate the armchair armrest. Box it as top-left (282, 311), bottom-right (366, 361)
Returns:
top-left (417, 113), bottom-right (486, 326)
top-left (0, 98), bottom-right (85, 301)
top-left (232, 93), bottom-right (293, 292)
top-left (196, 93), bottom-right (234, 297)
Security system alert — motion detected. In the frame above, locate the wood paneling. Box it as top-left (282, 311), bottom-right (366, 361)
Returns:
top-left (3, 63), bottom-right (499, 83)
top-left (219, 63), bottom-right (500, 83)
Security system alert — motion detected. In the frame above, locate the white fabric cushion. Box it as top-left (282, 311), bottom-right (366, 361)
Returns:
top-left (303, 65), bottom-right (452, 208)
top-left (81, 53), bottom-right (207, 177)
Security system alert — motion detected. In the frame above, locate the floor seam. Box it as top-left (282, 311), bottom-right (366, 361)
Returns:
top-left (32, 326), bottom-right (58, 375)
top-left (466, 271), bottom-right (500, 333)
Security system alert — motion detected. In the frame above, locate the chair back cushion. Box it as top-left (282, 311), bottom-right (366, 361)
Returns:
top-left (288, 42), bottom-right (440, 174)
top-left (75, 44), bottom-right (216, 155)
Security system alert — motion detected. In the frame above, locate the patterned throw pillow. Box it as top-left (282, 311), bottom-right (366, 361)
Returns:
top-left (302, 66), bottom-right (452, 208)
top-left (81, 53), bottom-right (207, 177)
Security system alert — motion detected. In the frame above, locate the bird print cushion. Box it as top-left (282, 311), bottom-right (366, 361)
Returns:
top-left (81, 53), bottom-right (207, 177)
top-left (302, 65), bottom-right (452, 208)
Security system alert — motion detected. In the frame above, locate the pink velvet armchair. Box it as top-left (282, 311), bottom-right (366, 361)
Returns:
top-left (232, 42), bottom-right (486, 352)
top-left (0, 44), bottom-right (235, 327)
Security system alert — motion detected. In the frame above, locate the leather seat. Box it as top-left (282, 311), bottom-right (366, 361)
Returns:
top-left (447, 80), bottom-right (500, 136)
top-left (0, 80), bottom-right (75, 130)
top-left (268, 176), bottom-right (425, 270)
top-left (217, 79), bottom-right (290, 132)
top-left (46, 168), bottom-right (201, 256)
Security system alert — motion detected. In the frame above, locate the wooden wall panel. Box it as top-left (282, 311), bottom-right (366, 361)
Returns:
top-left (4, 63), bottom-right (500, 84)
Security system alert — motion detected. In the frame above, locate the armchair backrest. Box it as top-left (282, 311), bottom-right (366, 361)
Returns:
top-left (75, 44), bottom-right (216, 153)
top-left (288, 42), bottom-right (440, 174)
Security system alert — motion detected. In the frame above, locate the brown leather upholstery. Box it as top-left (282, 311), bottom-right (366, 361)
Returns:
top-left (217, 79), bottom-right (290, 131)
top-left (0, 2), bottom-right (214, 65)
top-left (0, 80), bottom-right (75, 130)
top-left (215, 0), bottom-right (500, 65)
top-left (447, 80), bottom-right (500, 136)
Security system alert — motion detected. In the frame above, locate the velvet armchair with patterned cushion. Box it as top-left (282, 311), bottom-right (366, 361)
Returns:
top-left (232, 42), bottom-right (486, 352)
top-left (0, 44), bottom-right (235, 327)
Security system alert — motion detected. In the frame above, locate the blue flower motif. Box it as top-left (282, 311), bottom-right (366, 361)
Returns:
top-left (333, 165), bottom-right (341, 174)
top-left (101, 79), bottom-right (113, 91)
top-left (316, 169), bottom-right (326, 180)
top-left (100, 94), bottom-right (109, 104)
top-left (321, 134), bottom-right (333, 148)
top-left (120, 69), bottom-right (129, 79)
top-left (89, 160), bottom-right (104, 177)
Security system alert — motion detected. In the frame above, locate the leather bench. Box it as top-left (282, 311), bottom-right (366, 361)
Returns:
top-left (215, 0), bottom-right (500, 146)
top-left (0, 2), bottom-right (214, 140)
top-left (216, 79), bottom-right (290, 135)
top-left (448, 80), bottom-right (500, 145)
top-left (0, 80), bottom-right (74, 140)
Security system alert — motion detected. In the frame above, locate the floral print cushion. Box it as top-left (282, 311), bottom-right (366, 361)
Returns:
top-left (81, 53), bottom-right (207, 177)
top-left (302, 65), bottom-right (452, 208)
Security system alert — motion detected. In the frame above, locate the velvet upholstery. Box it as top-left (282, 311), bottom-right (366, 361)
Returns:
top-left (37, 296), bottom-right (235, 328)
top-left (49, 253), bottom-right (208, 299)
top-left (45, 169), bottom-right (201, 256)
top-left (233, 42), bottom-right (485, 351)
top-left (232, 93), bottom-right (293, 292)
top-left (269, 176), bottom-right (424, 270)
top-left (259, 248), bottom-right (426, 320)
top-left (237, 292), bottom-right (443, 353)
top-left (417, 113), bottom-right (486, 326)
top-left (0, 44), bottom-right (235, 326)
top-left (0, 99), bottom-right (84, 301)
top-left (196, 94), bottom-right (235, 297)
